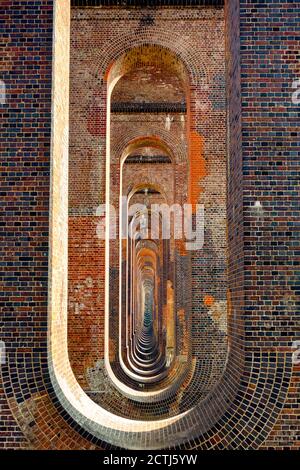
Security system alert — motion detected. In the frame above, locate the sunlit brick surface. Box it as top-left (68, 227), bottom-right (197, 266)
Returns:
top-left (1, 0), bottom-right (299, 450)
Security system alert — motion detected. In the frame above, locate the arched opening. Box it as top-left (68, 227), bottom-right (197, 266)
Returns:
top-left (105, 46), bottom-right (192, 399)
top-left (1, 0), bottom-right (294, 454)
top-left (48, 2), bottom-right (243, 449)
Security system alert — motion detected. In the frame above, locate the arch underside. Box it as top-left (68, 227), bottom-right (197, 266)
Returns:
top-left (42, 1), bottom-right (293, 450)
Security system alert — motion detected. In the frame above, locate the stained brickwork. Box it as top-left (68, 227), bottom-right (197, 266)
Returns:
top-left (238, 0), bottom-right (299, 450)
top-left (1, 0), bottom-right (299, 450)
top-left (67, 5), bottom-right (229, 420)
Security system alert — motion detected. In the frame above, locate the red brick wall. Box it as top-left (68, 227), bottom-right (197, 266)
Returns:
top-left (68, 5), bottom-right (229, 415)
top-left (1, 0), bottom-right (299, 450)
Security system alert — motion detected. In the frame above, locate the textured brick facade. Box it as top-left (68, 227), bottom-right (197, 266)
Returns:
top-left (68, 5), bottom-right (228, 417)
top-left (1, 0), bottom-right (299, 450)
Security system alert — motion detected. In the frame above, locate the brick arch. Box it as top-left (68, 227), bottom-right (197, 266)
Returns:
top-left (1, 0), bottom-right (294, 452)
top-left (89, 28), bottom-right (209, 87)
top-left (111, 131), bottom-right (187, 165)
top-left (66, 3), bottom-right (292, 449)
top-left (127, 182), bottom-right (167, 201)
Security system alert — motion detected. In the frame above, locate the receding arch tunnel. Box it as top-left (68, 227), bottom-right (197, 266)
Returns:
top-left (105, 48), bottom-right (193, 400)
top-left (1, 0), bottom-right (295, 453)
top-left (46, 0), bottom-right (290, 451)
top-left (55, 18), bottom-right (232, 446)
top-left (49, 13), bottom-right (233, 447)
